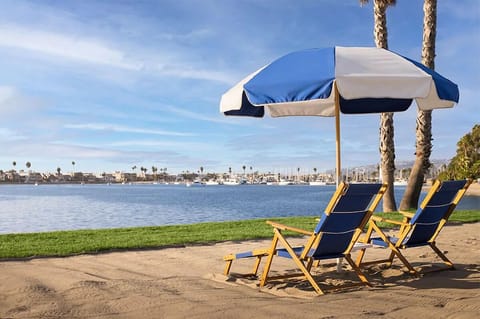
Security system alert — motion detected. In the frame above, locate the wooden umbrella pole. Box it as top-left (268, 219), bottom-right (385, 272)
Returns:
top-left (334, 85), bottom-right (341, 187)
top-left (334, 84), bottom-right (345, 272)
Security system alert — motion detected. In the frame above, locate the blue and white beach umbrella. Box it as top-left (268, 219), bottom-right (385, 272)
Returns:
top-left (220, 46), bottom-right (459, 185)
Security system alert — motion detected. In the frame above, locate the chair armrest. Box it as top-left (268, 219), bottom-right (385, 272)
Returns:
top-left (399, 211), bottom-right (415, 219)
top-left (370, 215), bottom-right (406, 226)
top-left (266, 221), bottom-right (313, 236)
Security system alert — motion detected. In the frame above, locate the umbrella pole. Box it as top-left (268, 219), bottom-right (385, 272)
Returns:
top-left (334, 85), bottom-right (345, 272)
top-left (334, 86), bottom-right (341, 187)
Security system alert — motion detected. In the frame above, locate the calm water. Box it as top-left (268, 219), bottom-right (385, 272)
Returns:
top-left (0, 184), bottom-right (478, 234)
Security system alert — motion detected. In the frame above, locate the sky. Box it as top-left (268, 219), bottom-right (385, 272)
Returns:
top-left (0, 0), bottom-right (478, 175)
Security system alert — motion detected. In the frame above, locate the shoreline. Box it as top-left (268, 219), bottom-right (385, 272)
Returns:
top-left (465, 182), bottom-right (480, 196)
top-left (1, 181), bottom-right (479, 196)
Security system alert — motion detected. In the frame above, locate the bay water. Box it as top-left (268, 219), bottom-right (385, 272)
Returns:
top-left (1, 184), bottom-right (478, 234)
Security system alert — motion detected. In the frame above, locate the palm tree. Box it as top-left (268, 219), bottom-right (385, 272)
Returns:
top-left (72, 161), bottom-right (75, 174)
top-left (57, 167), bottom-right (61, 175)
top-left (152, 166), bottom-right (158, 181)
top-left (242, 165), bottom-right (246, 176)
top-left (25, 162), bottom-right (32, 183)
top-left (140, 167), bottom-right (147, 180)
top-left (400, 0), bottom-right (437, 210)
top-left (12, 161), bottom-right (16, 183)
top-left (360, 0), bottom-right (397, 212)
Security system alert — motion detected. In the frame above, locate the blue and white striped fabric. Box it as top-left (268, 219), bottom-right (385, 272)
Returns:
top-left (220, 47), bottom-right (459, 117)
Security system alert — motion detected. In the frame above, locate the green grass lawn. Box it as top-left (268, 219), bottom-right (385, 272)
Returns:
top-left (0, 210), bottom-right (479, 259)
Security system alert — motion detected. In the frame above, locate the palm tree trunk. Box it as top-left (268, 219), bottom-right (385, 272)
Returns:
top-left (400, 110), bottom-right (432, 209)
top-left (373, 1), bottom-right (389, 49)
top-left (374, 0), bottom-right (397, 211)
top-left (379, 112), bottom-right (397, 211)
top-left (400, 0), bottom-right (436, 210)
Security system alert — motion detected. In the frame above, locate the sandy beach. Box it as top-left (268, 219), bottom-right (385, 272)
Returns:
top-left (1, 222), bottom-right (479, 319)
top-left (465, 182), bottom-right (480, 196)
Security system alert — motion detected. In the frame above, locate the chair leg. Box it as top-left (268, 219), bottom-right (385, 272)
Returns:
top-left (274, 231), bottom-right (324, 295)
top-left (252, 256), bottom-right (263, 276)
top-left (429, 242), bottom-right (454, 269)
top-left (224, 260), bottom-right (233, 275)
top-left (261, 230), bottom-right (324, 295)
top-left (386, 250), bottom-right (396, 267)
top-left (355, 249), bottom-right (367, 267)
top-left (259, 234), bottom-right (279, 288)
top-left (369, 223), bottom-right (417, 275)
top-left (355, 223), bottom-right (375, 266)
top-left (345, 255), bottom-right (371, 287)
top-left (306, 258), bottom-right (314, 271)
top-left (389, 247), bottom-right (417, 275)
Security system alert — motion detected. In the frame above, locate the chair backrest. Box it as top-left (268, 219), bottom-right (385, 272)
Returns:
top-left (406, 179), bottom-right (470, 245)
top-left (309, 183), bottom-right (386, 259)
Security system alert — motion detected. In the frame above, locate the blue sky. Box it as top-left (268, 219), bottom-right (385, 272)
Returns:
top-left (0, 0), bottom-right (478, 175)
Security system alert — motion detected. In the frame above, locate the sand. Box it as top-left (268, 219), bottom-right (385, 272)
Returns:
top-left (465, 182), bottom-right (480, 196)
top-left (1, 222), bottom-right (479, 319)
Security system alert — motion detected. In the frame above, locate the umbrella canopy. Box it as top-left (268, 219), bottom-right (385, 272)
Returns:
top-left (220, 46), bottom-right (459, 184)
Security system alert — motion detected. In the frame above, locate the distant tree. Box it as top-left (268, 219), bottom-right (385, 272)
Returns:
top-left (57, 167), bottom-right (61, 175)
top-left (152, 166), bottom-right (158, 181)
top-left (242, 165), bottom-right (246, 176)
top-left (72, 161), bottom-right (76, 173)
top-left (12, 161), bottom-right (17, 183)
top-left (200, 166), bottom-right (204, 175)
top-left (438, 125), bottom-right (480, 180)
top-left (140, 166), bottom-right (147, 180)
top-left (26, 162), bottom-right (31, 169)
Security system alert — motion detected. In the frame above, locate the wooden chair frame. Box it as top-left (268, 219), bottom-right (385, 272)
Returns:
top-left (356, 179), bottom-right (472, 275)
top-left (224, 183), bottom-right (386, 295)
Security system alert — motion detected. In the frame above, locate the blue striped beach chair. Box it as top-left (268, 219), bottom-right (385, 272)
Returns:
top-left (223, 182), bottom-right (387, 295)
top-left (356, 179), bottom-right (472, 275)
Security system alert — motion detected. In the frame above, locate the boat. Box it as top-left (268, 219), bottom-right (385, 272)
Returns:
top-left (394, 179), bottom-right (408, 186)
top-left (186, 179), bottom-right (203, 187)
top-left (278, 179), bottom-right (295, 186)
top-left (204, 180), bottom-right (219, 185)
top-left (223, 178), bottom-right (240, 186)
top-left (309, 181), bottom-right (327, 186)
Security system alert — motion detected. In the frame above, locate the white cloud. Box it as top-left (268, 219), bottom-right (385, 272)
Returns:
top-left (0, 25), bottom-right (143, 70)
top-left (0, 23), bottom-right (238, 84)
top-left (0, 85), bottom-right (45, 117)
top-left (156, 64), bottom-right (236, 84)
top-left (64, 123), bottom-right (195, 137)
top-left (161, 104), bottom-right (256, 126)
top-left (0, 127), bottom-right (26, 141)
top-left (0, 86), bottom-right (16, 103)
